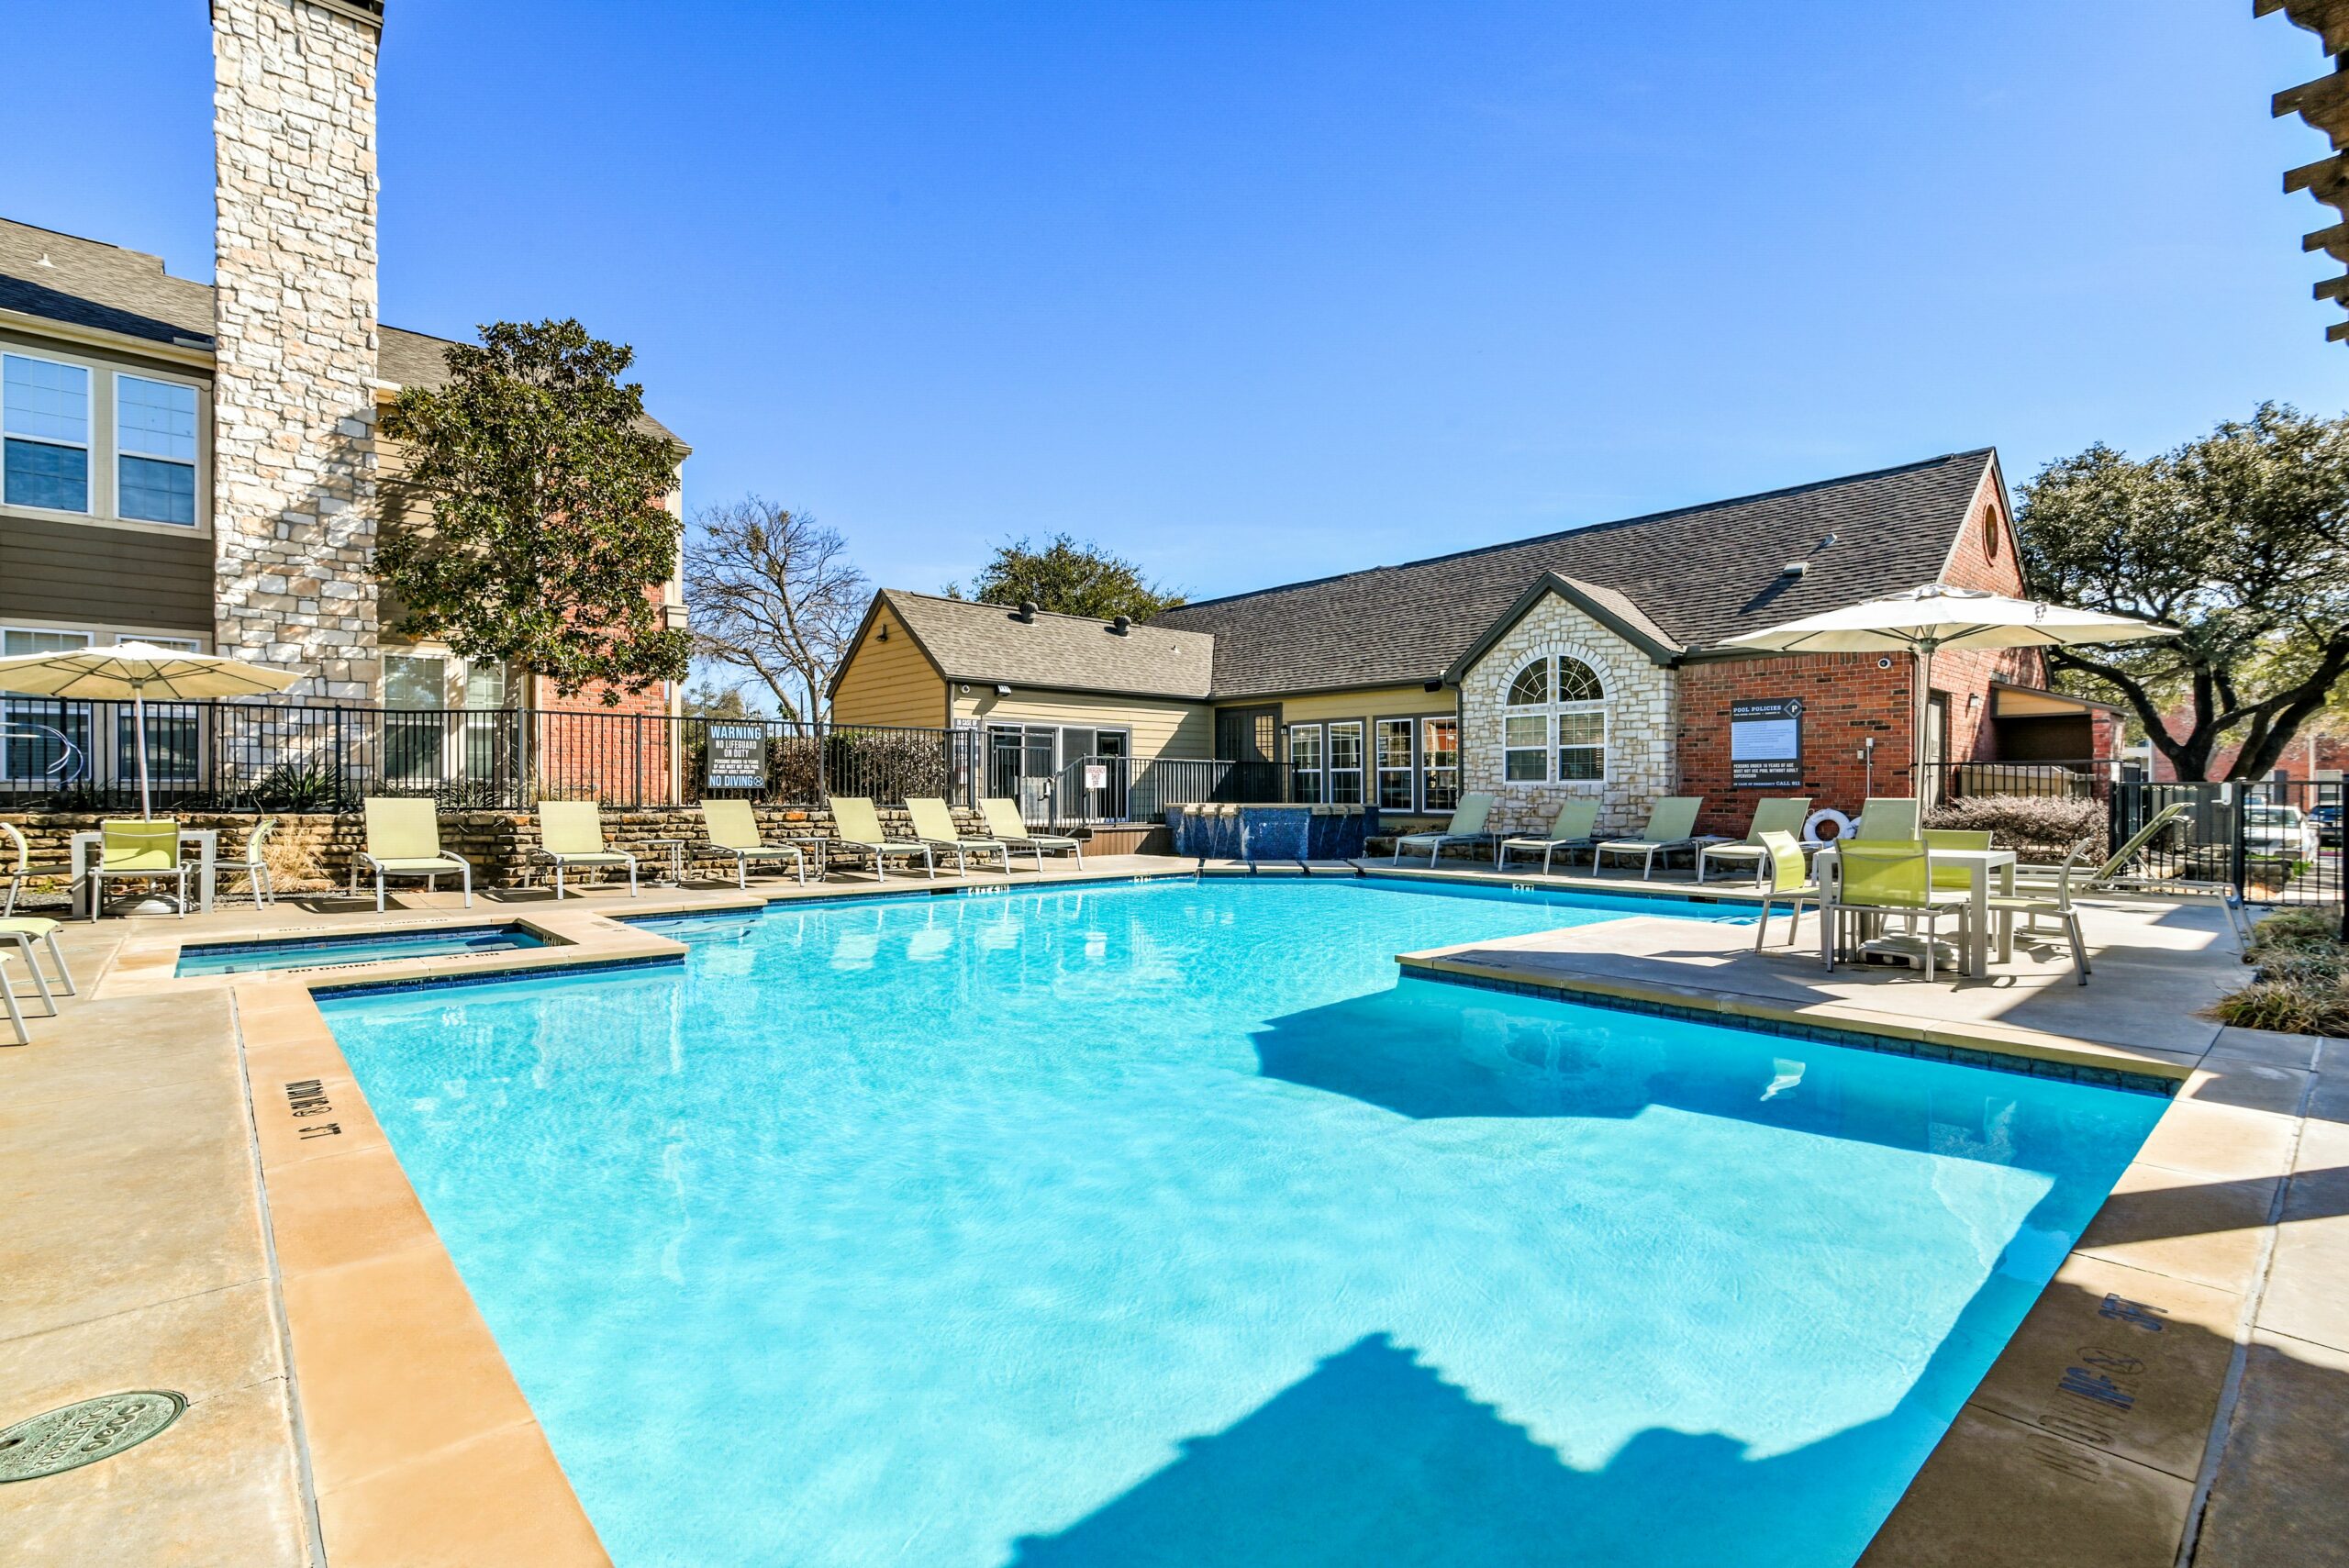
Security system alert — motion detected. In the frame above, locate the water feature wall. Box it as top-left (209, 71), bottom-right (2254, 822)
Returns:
top-left (1166, 805), bottom-right (1374, 861)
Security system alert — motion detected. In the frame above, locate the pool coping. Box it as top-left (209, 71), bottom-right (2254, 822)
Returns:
top-left (139, 860), bottom-right (2296, 1564)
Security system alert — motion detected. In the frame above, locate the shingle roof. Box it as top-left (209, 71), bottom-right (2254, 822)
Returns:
top-left (1151, 450), bottom-right (1995, 697)
top-left (0, 217), bottom-right (681, 441)
top-left (880, 590), bottom-right (1216, 700)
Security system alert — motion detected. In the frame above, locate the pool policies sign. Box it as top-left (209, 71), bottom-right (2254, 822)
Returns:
top-left (1730, 697), bottom-right (1803, 787)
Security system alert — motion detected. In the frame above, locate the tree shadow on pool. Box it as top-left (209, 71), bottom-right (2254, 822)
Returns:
top-left (1000, 1329), bottom-right (1913, 1568)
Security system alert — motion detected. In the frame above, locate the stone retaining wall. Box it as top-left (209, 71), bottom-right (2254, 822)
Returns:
top-left (2, 804), bottom-right (992, 893)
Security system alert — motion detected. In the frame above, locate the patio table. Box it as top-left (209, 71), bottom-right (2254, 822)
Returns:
top-left (1812, 844), bottom-right (2016, 979)
top-left (69, 827), bottom-right (217, 917)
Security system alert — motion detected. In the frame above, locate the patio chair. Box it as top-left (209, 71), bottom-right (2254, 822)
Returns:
top-left (907, 797), bottom-right (1025, 874)
top-left (826, 796), bottom-right (936, 882)
top-left (0, 951), bottom-right (27, 1045)
top-left (1, 821), bottom-right (26, 917)
top-left (1821, 839), bottom-right (1971, 984)
top-left (1851, 797), bottom-right (1920, 842)
top-left (354, 798), bottom-right (473, 913)
top-left (218, 816), bottom-right (279, 908)
top-left (696, 799), bottom-right (809, 888)
top-left (82, 819), bottom-right (188, 920)
top-left (1694, 796), bottom-right (1814, 884)
top-left (1988, 837), bottom-right (2092, 985)
top-left (531, 801), bottom-right (639, 899)
top-left (1495, 800), bottom-right (1601, 875)
top-left (1592, 796), bottom-right (1705, 880)
top-left (1752, 829), bottom-right (1819, 952)
top-left (1922, 828), bottom-right (1993, 892)
top-left (979, 798), bottom-right (1084, 869)
top-left (1393, 794), bottom-right (1497, 866)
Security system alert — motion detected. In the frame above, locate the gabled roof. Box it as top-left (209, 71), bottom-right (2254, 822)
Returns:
top-left (1442, 573), bottom-right (1685, 684)
top-left (1151, 450), bottom-right (1997, 698)
top-left (868, 590), bottom-right (1216, 701)
top-left (0, 217), bottom-right (682, 441)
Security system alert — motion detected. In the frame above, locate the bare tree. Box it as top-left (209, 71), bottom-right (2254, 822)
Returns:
top-left (683, 498), bottom-right (869, 720)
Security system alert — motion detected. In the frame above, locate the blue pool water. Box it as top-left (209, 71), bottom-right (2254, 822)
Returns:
top-left (174, 922), bottom-right (545, 976)
top-left (318, 877), bottom-right (2163, 1568)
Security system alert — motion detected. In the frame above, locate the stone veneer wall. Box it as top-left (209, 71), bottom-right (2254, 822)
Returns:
top-left (210, 0), bottom-right (384, 701)
top-left (1457, 594), bottom-right (1677, 839)
top-left (1, 805), bottom-right (991, 895)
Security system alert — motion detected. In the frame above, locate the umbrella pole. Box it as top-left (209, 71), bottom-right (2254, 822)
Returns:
top-left (134, 684), bottom-right (153, 821)
top-left (1914, 639), bottom-right (1937, 808)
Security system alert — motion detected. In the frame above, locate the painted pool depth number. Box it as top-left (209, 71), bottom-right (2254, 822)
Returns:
top-left (284, 1077), bottom-right (341, 1141)
top-left (0, 1392), bottom-right (186, 1483)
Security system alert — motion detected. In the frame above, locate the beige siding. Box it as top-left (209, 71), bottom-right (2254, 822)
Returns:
top-left (952, 688), bottom-right (1210, 761)
top-left (1275, 684), bottom-right (1456, 728)
top-left (833, 606), bottom-right (950, 727)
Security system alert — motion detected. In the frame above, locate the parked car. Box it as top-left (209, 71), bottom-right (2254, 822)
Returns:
top-left (2310, 804), bottom-right (2343, 847)
top-left (2243, 803), bottom-right (2320, 861)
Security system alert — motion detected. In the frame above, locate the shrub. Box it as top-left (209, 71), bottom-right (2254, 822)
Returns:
top-left (1924, 793), bottom-right (2107, 863)
top-left (2212, 909), bottom-right (2349, 1036)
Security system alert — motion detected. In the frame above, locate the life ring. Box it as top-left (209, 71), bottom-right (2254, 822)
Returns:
top-left (1803, 807), bottom-right (1854, 844)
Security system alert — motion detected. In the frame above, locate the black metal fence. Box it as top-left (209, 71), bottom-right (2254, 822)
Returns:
top-left (0, 699), bottom-right (985, 813)
top-left (1926, 758), bottom-right (2343, 908)
top-left (1025, 754), bottom-right (1287, 829)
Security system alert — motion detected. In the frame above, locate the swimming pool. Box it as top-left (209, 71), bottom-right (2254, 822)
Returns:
top-left (319, 876), bottom-right (2162, 1567)
top-left (174, 922), bottom-right (546, 976)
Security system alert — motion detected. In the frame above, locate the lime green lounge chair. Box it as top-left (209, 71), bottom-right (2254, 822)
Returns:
top-left (1822, 839), bottom-right (1971, 984)
top-left (1990, 838), bottom-right (2093, 984)
top-left (1593, 796), bottom-right (1705, 880)
top-left (1394, 794), bottom-right (1497, 866)
top-left (1696, 796), bottom-right (1814, 884)
top-left (697, 799), bottom-right (809, 887)
top-left (907, 797), bottom-right (1022, 874)
top-left (1852, 797), bottom-right (1920, 842)
top-left (1495, 800), bottom-right (1601, 875)
top-left (981, 798), bottom-right (1083, 869)
top-left (83, 818), bottom-right (188, 920)
top-left (531, 801), bottom-right (638, 899)
top-left (827, 796), bottom-right (935, 882)
top-left (354, 798), bottom-right (472, 913)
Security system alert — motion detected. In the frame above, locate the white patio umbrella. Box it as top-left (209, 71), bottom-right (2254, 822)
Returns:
top-left (0, 641), bottom-right (301, 818)
top-left (1719, 584), bottom-right (2176, 799)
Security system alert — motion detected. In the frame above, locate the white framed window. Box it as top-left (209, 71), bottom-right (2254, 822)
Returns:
top-left (1287, 722), bottom-right (1324, 804)
top-left (1501, 654), bottom-right (1609, 783)
top-left (1375, 717), bottom-right (1416, 811)
top-left (116, 374), bottom-right (199, 526)
top-left (3, 353), bottom-right (92, 514)
top-left (1326, 719), bottom-right (1364, 806)
top-left (1421, 717), bottom-right (1460, 812)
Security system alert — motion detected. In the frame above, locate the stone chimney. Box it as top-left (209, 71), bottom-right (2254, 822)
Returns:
top-left (210, 0), bottom-right (385, 700)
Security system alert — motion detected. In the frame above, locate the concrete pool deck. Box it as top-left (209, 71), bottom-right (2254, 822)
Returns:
top-left (0, 852), bottom-right (2342, 1565)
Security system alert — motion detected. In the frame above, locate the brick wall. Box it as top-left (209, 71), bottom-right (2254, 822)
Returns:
top-left (532, 675), bottom-right (683, 805)
top-left (1675, 652), bottom-right (1911, 833)
top-left (2, 802), bottom-right (987, 896)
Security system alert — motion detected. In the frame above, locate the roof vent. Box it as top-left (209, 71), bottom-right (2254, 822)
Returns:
top-left (34, 251), bottom-right (54, 270)
top-left (1014, 600), bottom-right (1038, 623)
top-left (1781, 560), bottom-right (1810, 577)
top-left (1110, 615), bottom-right (1131, 635)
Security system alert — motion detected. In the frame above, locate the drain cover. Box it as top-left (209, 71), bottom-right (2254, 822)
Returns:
top-left (0, 1392), bottom-right (185, 1483)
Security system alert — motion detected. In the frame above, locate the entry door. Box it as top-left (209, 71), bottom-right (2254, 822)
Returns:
top-left (1216, 706), bottom-right (1280, 801)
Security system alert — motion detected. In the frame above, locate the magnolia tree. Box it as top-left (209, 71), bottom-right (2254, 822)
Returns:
top-left (2017, 403), bottom-right (2349, 781)
top-left (378, 319), bottom-right (691, 704)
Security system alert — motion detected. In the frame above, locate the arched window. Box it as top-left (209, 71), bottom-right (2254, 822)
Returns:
top-left (1502, 654), bottom-right (1608, 782)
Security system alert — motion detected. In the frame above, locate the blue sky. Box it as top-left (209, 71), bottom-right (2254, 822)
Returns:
top-left (6, 1), bottom-right (2343, 604)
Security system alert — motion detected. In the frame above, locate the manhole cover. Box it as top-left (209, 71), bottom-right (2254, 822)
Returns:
top-left (0, 1392), bottom-right (185, 1483)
